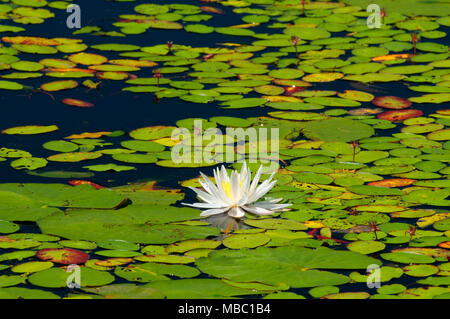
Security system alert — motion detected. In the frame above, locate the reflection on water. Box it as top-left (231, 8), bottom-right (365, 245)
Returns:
top-left (206, 213), bottom-right (251, 236)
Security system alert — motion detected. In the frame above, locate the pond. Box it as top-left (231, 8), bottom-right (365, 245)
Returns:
top-left (0, 0), bottom-right (449, 299)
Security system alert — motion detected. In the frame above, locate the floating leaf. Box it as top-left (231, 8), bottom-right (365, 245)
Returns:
top-left (10, 157), bottom-right (47, 170)
top-left (381, 252), bottom-right (435, 264)
top-left (372, 96), bottom-right (412, 109)
top-left (47, 152), bottom-right (102, 162)
top-left (196, 246), bottom-right (380, 288)
top-left (62, 98), bottom-right (94, 108)
top-left (347, 241), bottom-right (386, 255)
top-left (2, 125), bottom-right (58, 135)
top-left (36, 248), bottom-right (89, 265)
top-left (41, 80), bottom-right (78, 92)
top-left (302, 118), bottom-right (375, 142)
top-left (378, 109), bottom-right (424, 121)
top-left (11, 261), bottom-right (53, 273)
top-left (223, 233), bottom-right (271, 249)
top-left (28, 267), bottom-right (114, 288)
top-left (68, 52), bottom-right (108, 65)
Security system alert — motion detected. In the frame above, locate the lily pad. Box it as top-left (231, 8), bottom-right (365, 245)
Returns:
top-left (347, 241), bottom-right (386, 255)
top-left (302, 118), bottom-right (375, 142)
top-left (196, 246), bottom-right (380, 288)
top-left (223, 233), bottom-right (270, 249)
top-left (36, 248), bottom-right (89, 265)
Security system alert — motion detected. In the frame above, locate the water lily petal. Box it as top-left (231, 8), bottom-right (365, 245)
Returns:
top-left (230, 169), bottom-right (241, 203)
top-left (187, 186), bottom-right (219, 204)
top-left (181, 201), bottom-right (226, 209)
top-left (247, 179), bottom-right (277, 204)
top-left (242, 205), bottom-right (275, 216)
top-left (200, 171), bottom-right (231, 206)
top-left (248, 165), bottom-right (263, 197)
top-left (228, 206), bottom-right (246, 218)
top-left (200, 207), bottom-right (231, 217)
top-left (249, 200), bottom-right (292, 211)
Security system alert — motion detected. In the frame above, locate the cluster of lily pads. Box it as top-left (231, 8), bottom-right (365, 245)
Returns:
top-left (0, 0), bottom-right (449, 299)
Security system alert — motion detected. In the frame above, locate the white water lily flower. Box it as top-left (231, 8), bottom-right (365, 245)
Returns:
top-left (182, 163), bottom-right (291, 218)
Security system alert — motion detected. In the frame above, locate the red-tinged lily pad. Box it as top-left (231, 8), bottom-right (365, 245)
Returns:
top-left (368, 179), bottom-right (417, 188)
top-left (372, 96), bottom-right (412, 109)
top-left (377, 109), bottom-right (423, 121)
top-left (284, 85), bottom-right (306, 96)
top-left (200, 6), bottom-right (224, 14)
top-left (62, 98), bottom-right (94, 108)
top-left (348, 108), bottom-right (384, 115)
top-left (68, 180), bottom-right (105, 189)
top-left (436, 109), bottom-right (450, 116)
top-left (36, 248), bottom-right (89, 265)
top-left (2, 36), bottom-right (60, 46)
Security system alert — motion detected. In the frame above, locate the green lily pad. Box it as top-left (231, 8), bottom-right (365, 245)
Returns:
top-left (0, 275), bottom-right (26, 288)
top-left (83, 164), bottom-right (136, 172)
top-left (37, 208), bottom-right (219, 244)
top-left (185, 24), bottom-right (214, 34)
top-left (244, 218), bottom-right (307, 231)
top-left (112, 153), bottom-right (158, 164)
top-left (196, 246), bottom-right (380, 288)
top-left (43, 140), bottom-right (79, 153)
top-left (0, 287), bottom-right (59, 299)
top-left (10, 157), bottom-right (47, 171)
top-left (95, 250), bottom-right (142, 258)
top-left (83, 283), bottom-right (163, 299)
top-left (41, 80), bottom-right (78, 92)
top-left (377, 284), bottom-right (406, 295)
top-left (11, 261), bottom-right (53, 273)
top-left (47, 152), bottom-right (102, 162)
top-left (28, 267), bottom-right (115, 288)
top-left (302, 118), bottom-right (375, 142)
top-left (129, 126), bottom-right (176, 140)
top-left (166, 239), bottom-right (220, 253)
top-left (2, 125), bottom-right (58, 135)
top-left (417, 276), bottom-right (450, 286)
top-left (0, 80), bottom-right (23, 90)
top-left (404, 264), bottom-right (439, 277)
top-left (60, 240), bottom-right (97, 250)
top-left (0, 220), bottom-right (19, 234)
top-left (381, 252), bottom-right (435, 264)
top-left (221, 98), bottom-right (266, 109)
top-left (347, 241), bottom-right (386, 255)
top-left (97, 239), bottom-right (139, 251)
top-left (135, 254), bottom-right (195, 264)
top-left (223, 233), bottom-right (270, 249)
top-left (410, 94), bottom-right (450, 104)
top-left (144, 279), bottom-right (257, 298)
top-left (309, 286), bottom-right (340, 298)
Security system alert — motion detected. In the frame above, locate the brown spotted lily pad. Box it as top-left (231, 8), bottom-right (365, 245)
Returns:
top-left (368, 179), bottom-right (417, 188)
top-left (36, 248), bottom-right (89, 265)
top-left (378, 109), bottom-right (423, 121)
top-left (372, 96), bottom-right (412, 109)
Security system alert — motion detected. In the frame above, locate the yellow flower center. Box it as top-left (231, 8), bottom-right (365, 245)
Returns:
top-left (223, 180), bottom-right (232, 200)
top-left (222, 177), bottom-right (244, 201)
